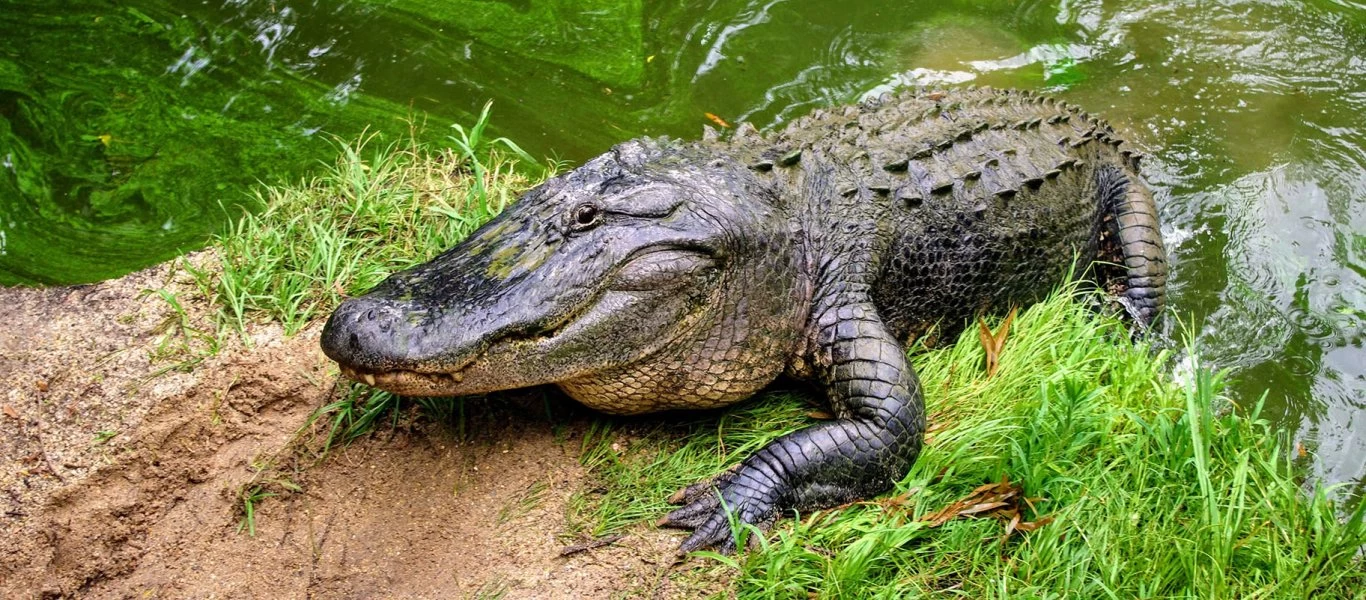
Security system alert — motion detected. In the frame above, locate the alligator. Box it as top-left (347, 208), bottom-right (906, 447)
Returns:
top-left (320, 86), bottom-right (1167, 553)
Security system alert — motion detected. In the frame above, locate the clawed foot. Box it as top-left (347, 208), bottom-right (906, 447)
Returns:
top-left (657, 467), bottom-right (781, 554)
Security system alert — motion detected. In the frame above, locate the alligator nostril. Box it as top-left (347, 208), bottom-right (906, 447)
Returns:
top-left (366, 309), bottom-right (376, 321)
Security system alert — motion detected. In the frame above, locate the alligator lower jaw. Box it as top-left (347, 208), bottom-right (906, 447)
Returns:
top-left (339, 366), bottom-right (467, 396)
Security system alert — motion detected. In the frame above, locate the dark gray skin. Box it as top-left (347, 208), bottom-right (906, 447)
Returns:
top-left (321, 86), bottom-right (1167, 553)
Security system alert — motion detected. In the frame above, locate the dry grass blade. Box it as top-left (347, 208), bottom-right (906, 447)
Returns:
top-left (558, 534), bottom-right (625, 557)
top-left (977, 307), bottom-right (1018, 378)
top-left (705, 112), bottom-right (731, 128)
top-left (920, 474), bottom-right (1051, 536)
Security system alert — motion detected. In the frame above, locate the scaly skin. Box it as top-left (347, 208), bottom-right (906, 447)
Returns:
top-left (321, 86), bottom-right (1167, 553)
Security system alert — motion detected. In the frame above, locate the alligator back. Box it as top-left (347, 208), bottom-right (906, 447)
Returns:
top-left (711, 87), bottom-right (1162, 344)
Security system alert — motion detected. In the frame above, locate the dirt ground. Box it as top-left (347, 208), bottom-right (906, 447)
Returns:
top-left (0, 256), bottom-right (717, 599)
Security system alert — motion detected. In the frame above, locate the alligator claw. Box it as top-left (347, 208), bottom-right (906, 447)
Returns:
top-left (659, 468), bottom-right (779, 554)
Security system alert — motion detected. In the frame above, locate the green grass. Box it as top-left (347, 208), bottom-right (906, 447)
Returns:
top-left (236, 485), bottom-right (274, 537)
top-left (209, 119), bottom-right (1364, 598)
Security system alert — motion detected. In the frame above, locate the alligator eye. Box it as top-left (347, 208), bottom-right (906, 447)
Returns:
top-left (571, 203), bottom-right (601, 229)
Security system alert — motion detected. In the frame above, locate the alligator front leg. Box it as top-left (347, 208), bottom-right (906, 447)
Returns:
top-left (661, 301), bottom-right (926, 553)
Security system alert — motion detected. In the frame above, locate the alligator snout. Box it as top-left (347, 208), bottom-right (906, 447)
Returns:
top-left (321, 295), bottom-right (419, 373)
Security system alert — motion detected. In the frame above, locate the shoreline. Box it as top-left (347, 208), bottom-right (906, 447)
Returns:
top-left (1, 135), bottom-right (1360, 598)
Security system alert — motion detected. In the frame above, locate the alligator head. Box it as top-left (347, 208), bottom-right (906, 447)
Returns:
top-left (321, 139), bottom-right (806, 413)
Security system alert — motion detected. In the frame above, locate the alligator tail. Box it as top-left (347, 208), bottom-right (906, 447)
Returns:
top-left (1097, 166), bottom-right (1168, 327)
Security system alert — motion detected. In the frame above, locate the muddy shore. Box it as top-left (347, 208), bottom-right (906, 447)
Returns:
top-left (0, 255), bottom-right (707, 599)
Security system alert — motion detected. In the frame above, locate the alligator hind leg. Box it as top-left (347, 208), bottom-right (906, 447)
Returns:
top-left (1096, 166), bottom-right (1168, 326)
top-left (660, 299), bottom-right (925, 553)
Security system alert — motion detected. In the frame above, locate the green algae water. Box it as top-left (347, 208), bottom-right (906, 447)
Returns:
top-left (1, 1), bottom-right (1362, 496)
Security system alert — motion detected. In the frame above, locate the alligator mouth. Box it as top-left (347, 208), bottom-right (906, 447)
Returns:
top-left (340, 365), bottom-right (466, 389)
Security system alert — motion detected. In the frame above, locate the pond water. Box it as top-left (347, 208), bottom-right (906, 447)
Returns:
top-left (1, 0), bottom-right (1362, 498)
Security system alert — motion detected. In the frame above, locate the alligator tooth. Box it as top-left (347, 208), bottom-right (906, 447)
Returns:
top-left (751, 160), bottom-right (775, 171)
top-left (1057, 135), bottom-right (1071, 146)
top-left (1046, 115), bottom-right (1063, 125)
top-left (1028, 118), bottom-right (1043, 128)
top-left (1024, 177), bottom-right (1045, 189)
top-left (1043, 169), bottom-right (1062, 179)
top-left (779, 149), bottom-right (803, 166)
top-left (971, 202), bottom-right (988, 217)
top-left (930, 179), bottom-right (955, 194)
top-left (973, 120), bottom-right (990, 133)
top-left (935, 139), bottom-right (954, 151)
top-left (1055, 158), bottom-right (1078, 170)
top-left (840, 185), bottom-right (859, 197)
top-left (955, 129), bottom-right (973, 141)
top-left (1069, 138), bottom-right (1090, 149)
top-left (1012, 120), bottom-right (1030, 130)
top-left (911, 146), bottom-right (934, 159)
top-left (1074, 160), bottom-right (1087, 169)
top-left (983, 157), bottom-right (1000, 168)
top-left (883, 158), bottom-right (910, 172)
top-left (990, 121), bottom-right (1007, 130)
top-left (994, 187), bottom-right (1018, 198)
top-left (363, 373), bottom-right (376, 386)
top-left (962, 170), bottom-right (982, 180)
top-left (869, 184), bottom-right (892, 195)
